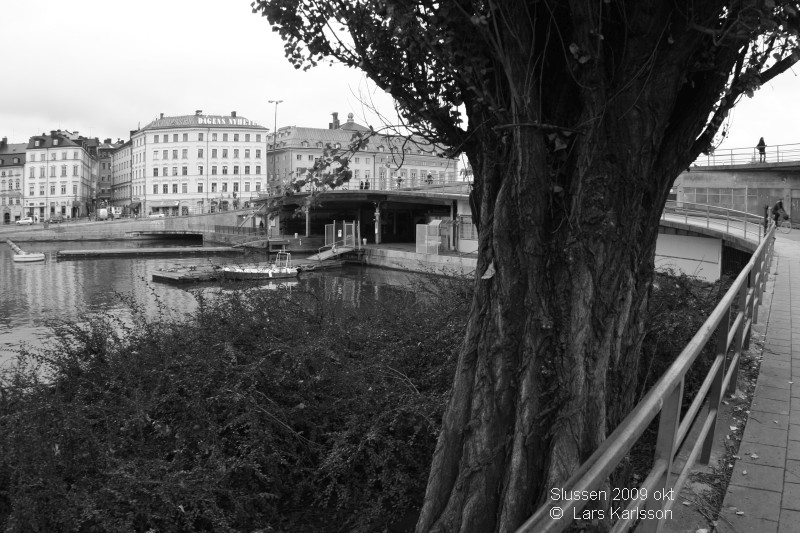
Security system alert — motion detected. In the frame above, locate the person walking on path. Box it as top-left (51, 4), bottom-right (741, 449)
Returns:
top-left (757, 137), bottom-right (767, 162)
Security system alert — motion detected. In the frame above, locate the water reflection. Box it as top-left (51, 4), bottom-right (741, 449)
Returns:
top-left (0, 240), bottom-right (434, 368)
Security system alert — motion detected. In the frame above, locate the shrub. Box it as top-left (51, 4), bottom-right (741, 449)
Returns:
top-left (0, 273), bottom-right (470, 533)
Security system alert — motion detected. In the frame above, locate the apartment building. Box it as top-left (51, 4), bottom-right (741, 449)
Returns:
top-left (111, 139), bottom-right (133, 213)
top-left (266, 112), bottom-right (459, 193)
top-left (0, 137), bottom-right (25, 223)
top-left (95, 139), bottom-right (122, 211)
top-left (23, 131), bottom-right (95, 220)
top-left (130, 110), bottom-right (270, 216)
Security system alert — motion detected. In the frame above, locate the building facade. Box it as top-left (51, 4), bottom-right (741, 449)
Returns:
top-left (95, 139), bottom-right (122, 212)
top-left (130, 111), bottom-right (270, 216)
top-left (266, 112), bottom-right (460, 194)
top-left (23, 131), bottom-right (94, 220)
top-left (111, 139), bottom-right (133, 213)
top-left (0, 138), bottom-right (26, 224)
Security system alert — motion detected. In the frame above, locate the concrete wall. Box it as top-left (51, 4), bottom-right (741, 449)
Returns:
top-left (655, 233), bottom-right (721, 282)
top-left (364, 247), bottom-right (477, 277)
top-left (674, 166), bottom-right (800, 220)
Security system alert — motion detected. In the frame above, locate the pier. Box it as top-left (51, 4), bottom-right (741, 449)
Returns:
top-left (56, 246), bottom-right (244, 259)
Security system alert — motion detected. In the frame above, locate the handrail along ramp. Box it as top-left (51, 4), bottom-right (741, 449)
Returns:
top-left (516, 223), bottom-right (776, 532)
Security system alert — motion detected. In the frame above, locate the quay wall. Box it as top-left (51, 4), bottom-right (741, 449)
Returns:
top-left (363, 247), bottom-right (477, 277)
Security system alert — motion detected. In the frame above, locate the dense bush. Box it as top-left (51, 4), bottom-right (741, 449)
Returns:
top-left (0, 269), bottom-right (730, 532)
top-left (0, 274), bottom-right (470, 533)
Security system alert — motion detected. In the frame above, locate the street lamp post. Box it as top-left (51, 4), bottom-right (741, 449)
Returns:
top-left (268, 99), bottom-right (283, 194)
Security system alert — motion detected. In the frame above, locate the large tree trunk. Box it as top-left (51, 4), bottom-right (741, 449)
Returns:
top-left (414, 7), bottom-right (732, 527)
top-left (416, 125), bottom-right (661, 533)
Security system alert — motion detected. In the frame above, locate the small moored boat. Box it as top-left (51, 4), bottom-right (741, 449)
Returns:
top-left (222, 251), bottom-right (299, 281)
top-left (13, 252), bottom-right (46, 263)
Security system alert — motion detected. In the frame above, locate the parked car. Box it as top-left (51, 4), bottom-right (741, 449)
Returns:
top-left (149, 212), bottom-right (166, 218)
top-left (15, 217), bottom-right (34, 225)
top-left (50, 215), bottom-right (65, 224)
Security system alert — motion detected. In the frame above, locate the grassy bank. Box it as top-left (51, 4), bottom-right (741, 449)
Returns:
top-left (0, 271), bottom-right (726, 532)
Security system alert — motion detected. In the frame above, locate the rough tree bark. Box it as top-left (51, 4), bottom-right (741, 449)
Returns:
top-left (253, 0), bottom-right (800, 531)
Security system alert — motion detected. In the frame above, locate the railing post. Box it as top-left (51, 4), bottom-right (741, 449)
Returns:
top-left (640, 380), bottom-right (684, 533)
top-left (750, 251), bottom-right (763, 335)
top-left (728, 283), bottom-right (748, 395)
top-left (706, 204), bottom-right (710, 228)
top-left (702, 316), bottom-right (730, 463)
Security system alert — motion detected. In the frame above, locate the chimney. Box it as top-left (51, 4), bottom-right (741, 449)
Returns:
top-left (329, 111), bottom-right (340, 129)
top-left (50, 130), bottom-right (57, 137)
top-left (347, 113), bottom-right (354, 123)
top-left (231, 111), bottom-right (237, 118)
top-left (130, 130), bottom-right (137, 138)
top-left (1, 137), bottom-right (6, 148)
top-left (195, 110), bottom-right (203, 116)
top-left (160, 113), bottom-right (164, 119)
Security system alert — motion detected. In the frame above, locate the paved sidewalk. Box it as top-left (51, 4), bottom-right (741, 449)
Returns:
top-left (717, 236), bottom-right (800, 533)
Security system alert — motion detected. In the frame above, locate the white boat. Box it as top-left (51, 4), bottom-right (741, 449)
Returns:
top-left (222, 252), bottom-right (299, 281)
top-left (13, 252), bottom-right (46, 263)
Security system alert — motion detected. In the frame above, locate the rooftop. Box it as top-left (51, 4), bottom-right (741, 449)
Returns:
top-left (141, 111), bottom-right (268, 132)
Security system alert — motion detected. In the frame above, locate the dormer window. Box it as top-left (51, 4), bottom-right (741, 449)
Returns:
top-left (53, 139), bottom-right (59, 146)
top-left (378, 146), bottom-right (385, 152)
top-left (334, 143), bottom-right (341, 149)
top-left (301, 141), bottom-right (309, 147)
top-left (316, 142), bottom-right (323, 148)
top-left (34, 139), bottom-right (42, 147)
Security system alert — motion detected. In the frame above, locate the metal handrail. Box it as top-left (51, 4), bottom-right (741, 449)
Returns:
top-left (693, 142), bottom-right (800, 167)
top-left (517, 223), bottom-right (775, 533)
top-left (661, 200), bottom-right (765, 242)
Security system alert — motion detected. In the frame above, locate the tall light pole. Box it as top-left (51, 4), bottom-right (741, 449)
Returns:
top-left (268, 99), bottom-right (283, 194)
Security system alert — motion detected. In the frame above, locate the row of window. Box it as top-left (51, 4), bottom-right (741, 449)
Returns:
top-left (153, 165), bottom-right (262, 177)
top-left (151, 182), bottom-right (262, 194)
top-left (0, 157), bottom-right (21, 165)
top-left (26, 151), bottom-right (83, 161)
top-left (27, 184), bottom-right (80, 196)
top-left (28, 165), bottom-right (83, 178)
top-left (153, 132), bottom-right (263, 143)
top-left (153, 148), bottom-right (263, 160)
top-left (0, 180), bottom-right (20, 190)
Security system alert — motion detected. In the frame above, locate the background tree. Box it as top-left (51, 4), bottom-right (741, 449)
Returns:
top-left (252, 1), bottom-right (800, 531)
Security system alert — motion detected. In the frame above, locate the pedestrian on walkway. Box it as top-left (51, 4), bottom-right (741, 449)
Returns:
top-left (757, 137), bottom-right (767, 162)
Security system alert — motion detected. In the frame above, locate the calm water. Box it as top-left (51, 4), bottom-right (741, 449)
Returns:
top-left (0, 238), bottom-right (423, 369)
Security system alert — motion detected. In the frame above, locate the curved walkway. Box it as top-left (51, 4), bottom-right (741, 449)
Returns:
top-left (717, 232), bottom-right (800, 532)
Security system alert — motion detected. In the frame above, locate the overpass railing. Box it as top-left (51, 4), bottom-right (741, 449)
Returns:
top-left (661, 200), bottom-right (765, 242)
top-left (518, 223), bottom-right (775, 532)
top-left (693, 142), bottom-right (800, 166)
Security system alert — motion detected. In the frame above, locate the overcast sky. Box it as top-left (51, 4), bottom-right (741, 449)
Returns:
top-left (1, 0), bottom-right (798, 154)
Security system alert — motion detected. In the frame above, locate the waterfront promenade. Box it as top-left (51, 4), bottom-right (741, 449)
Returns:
top-left (709, 231), bottom-right (800, 533)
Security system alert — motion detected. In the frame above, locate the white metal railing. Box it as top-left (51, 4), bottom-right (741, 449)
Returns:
top-left (661, 200), bottom-right (766, 242)
top-left (693, 142), bottom-right (800, 167)
top-left (517, 225), bottom-right (775, 532)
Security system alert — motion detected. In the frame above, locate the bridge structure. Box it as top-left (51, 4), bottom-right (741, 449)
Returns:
top-left (675, 141), bottom-right (800, 227)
